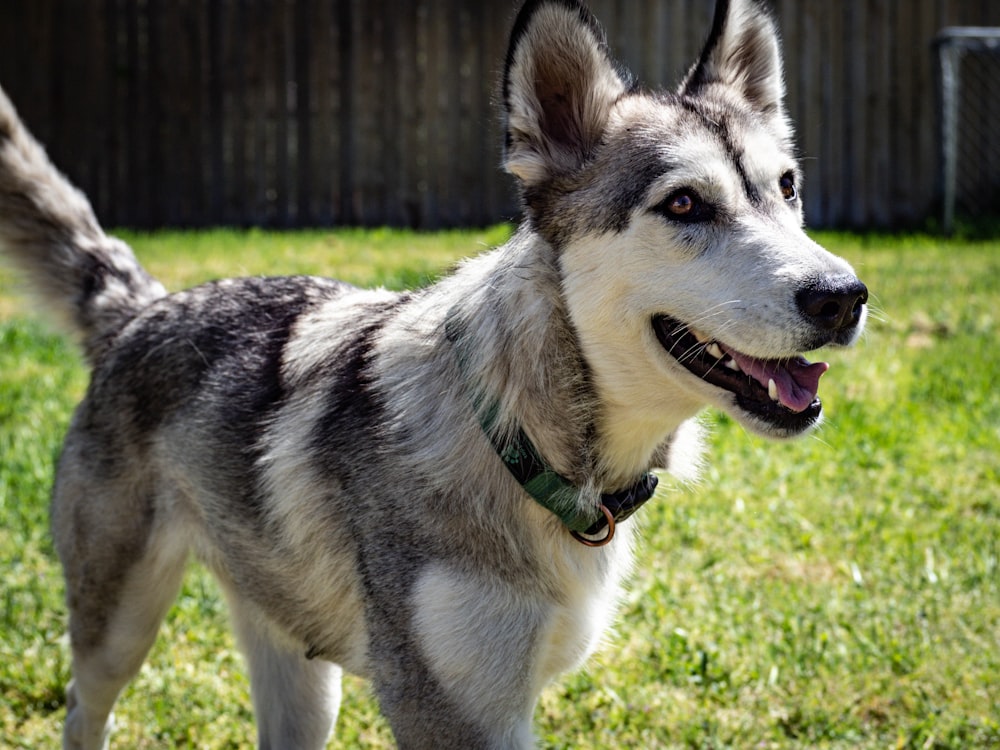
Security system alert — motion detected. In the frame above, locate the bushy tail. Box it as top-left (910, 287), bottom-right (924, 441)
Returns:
top-left (0, 86), bottom-right (165, 365)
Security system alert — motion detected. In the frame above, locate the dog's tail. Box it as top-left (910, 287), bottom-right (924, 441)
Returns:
top-left (0, 86), bottom-right (165, 365)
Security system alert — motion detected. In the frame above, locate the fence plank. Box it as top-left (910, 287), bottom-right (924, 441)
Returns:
top-left (869, 0), bottom-right (891, 227)
top-left (822, 2), bottom-right (846, 226)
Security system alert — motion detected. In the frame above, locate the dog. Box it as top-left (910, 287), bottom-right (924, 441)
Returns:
top-left (0, 0), bottom-right (867, 747)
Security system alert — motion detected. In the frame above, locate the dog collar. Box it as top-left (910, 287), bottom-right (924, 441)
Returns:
top-left (446, 315), bottom-right (657, 546)
top-left (488, 419), bottom-right (659, 545)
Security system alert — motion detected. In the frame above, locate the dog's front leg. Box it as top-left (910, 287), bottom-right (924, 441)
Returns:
top-left (369, 561), bottom-right (546, 749)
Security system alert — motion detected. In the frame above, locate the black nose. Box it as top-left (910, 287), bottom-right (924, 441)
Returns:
top-left (796, 275), bottom-right (868, 331)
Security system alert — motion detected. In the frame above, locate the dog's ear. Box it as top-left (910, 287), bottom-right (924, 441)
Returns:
top-left (502, 0), bottom-right (634, 186)
top-left (680, 0), bottom-right (790, 138)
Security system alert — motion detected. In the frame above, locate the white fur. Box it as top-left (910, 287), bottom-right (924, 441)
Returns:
top-left (560, 99), bottom-right (863, 459)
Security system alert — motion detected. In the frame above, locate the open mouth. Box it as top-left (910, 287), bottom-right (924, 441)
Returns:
top-left (652, 314), bottom-right (829, 432)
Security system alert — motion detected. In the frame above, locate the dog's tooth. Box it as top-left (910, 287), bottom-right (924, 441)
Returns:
top-left (724, 357), bottom-right (741, 372)
top-left (768, 378), bottom-right (779, 402)
top-left (690, 327), bottom-right (710, 343)
top-left (706, 342), bottom-right (724, 360)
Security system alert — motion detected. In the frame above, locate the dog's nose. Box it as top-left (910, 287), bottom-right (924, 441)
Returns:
top-left (796, 275), bottom-right (868, 331)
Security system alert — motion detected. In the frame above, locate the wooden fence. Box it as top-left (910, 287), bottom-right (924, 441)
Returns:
top-left (0, 0), bottom-right (997, 229)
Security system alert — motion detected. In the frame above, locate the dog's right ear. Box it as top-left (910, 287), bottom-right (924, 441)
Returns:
top-left (502, 0), bottom-right (634, 186)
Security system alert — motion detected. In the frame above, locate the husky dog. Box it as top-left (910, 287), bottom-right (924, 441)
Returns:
top-left (0, 0), bottom-right (867, 747)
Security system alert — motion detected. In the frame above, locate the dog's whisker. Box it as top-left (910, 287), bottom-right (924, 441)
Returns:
top-left (676, 342), bottom-right (706, 364)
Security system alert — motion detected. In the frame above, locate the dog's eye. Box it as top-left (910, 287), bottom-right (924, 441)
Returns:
top-left (656, 190), bottom-right (713, 223)
top-left (667, 192), bottom-right (695, 215)
top-left (779, 173), bottom-right (797, 202)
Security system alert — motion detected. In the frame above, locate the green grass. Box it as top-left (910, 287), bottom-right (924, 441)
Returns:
top-left (1, 227), bottom-right (998, 748)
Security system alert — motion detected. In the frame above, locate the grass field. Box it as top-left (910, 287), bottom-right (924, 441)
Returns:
top-left (1, 226), bottom-right (997, 749)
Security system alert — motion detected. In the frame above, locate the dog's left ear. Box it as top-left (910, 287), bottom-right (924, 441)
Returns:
top-left (502, 0), bottom-right (635, 186)
top-left (680, 0), bottom-right (790, 139)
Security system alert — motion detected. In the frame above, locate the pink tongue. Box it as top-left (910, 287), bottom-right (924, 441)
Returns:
top-left (726, 351), bottom-right (830, 413)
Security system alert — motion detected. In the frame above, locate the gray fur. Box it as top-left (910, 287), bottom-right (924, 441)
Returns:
top-left (0, 1), bottom-right (866, 748)
top-left (0, 90), bottom-right (166, 364)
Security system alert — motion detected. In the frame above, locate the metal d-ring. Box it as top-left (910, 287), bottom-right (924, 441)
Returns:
top-left (570, 503), bottom-right (615, 547)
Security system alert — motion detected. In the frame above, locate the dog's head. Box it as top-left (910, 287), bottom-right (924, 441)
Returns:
top-left (502, 0), bottom-right (867, 442)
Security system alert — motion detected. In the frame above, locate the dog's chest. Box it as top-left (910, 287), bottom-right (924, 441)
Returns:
top-left (533, 538), bottom-right (633, 684)
top-left (409, 539), bottom-right (630, 722)
top-left (533, 589), bottom-right (613, 683)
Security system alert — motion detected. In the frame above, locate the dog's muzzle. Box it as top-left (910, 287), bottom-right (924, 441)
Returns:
top-left (652, 272), bottom-right (867, 435)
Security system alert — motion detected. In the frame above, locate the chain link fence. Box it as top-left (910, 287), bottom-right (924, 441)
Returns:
top-left (936, 27), bottom-right (1000, 234)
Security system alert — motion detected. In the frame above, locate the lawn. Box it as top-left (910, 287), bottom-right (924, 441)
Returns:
top-left (1, 227), bottom-right (997, 749)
